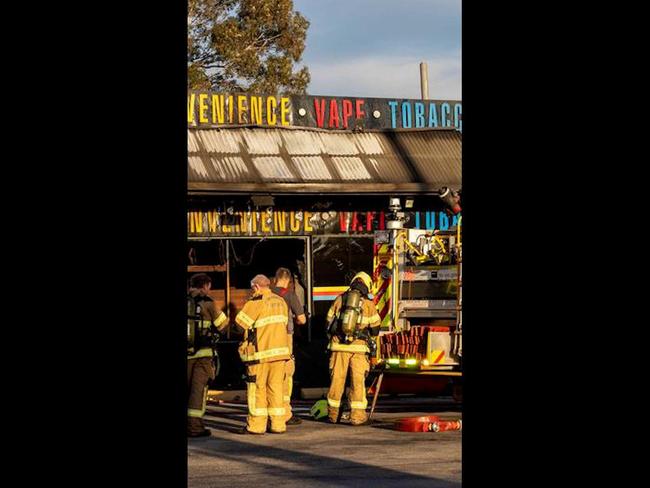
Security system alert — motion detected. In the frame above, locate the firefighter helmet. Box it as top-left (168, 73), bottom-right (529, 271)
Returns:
top-left (310, 399), bottom-right (328, 420)
top-left (350, 271), bottom-right (372, 290)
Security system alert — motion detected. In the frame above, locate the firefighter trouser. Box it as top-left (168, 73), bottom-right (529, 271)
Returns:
top-left (187, 357), bottom-right (215, 435)
top-left (327, 351), bottom-right (370, 424)
top-left (283, 356), bottom-right (295, 422)
top-left (245, 360), bottom-right (287, 434)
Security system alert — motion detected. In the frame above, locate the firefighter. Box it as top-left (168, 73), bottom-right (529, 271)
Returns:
top-left (235, 274), bottom-right (291, 435)
top-left (326, 271), bottom-right (381, 425)
top-left (271, 267), bottom-right (307, 425)
top-left (187, 273), bottom-right (228, 438)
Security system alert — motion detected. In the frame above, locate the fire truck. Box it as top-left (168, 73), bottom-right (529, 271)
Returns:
top-left (369, 192), bottom-right (462, 401)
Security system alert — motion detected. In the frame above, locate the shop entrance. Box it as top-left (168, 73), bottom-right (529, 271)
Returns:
top-left (187, 236), bottom-right (315, 390)
top-left (228, 237), bottom-right (312, 319)
top-left (187, 236), bottom-right (313, 332)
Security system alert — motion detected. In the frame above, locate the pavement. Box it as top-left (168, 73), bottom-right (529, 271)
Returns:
top-left (188, 396), bottom-right (462, 487)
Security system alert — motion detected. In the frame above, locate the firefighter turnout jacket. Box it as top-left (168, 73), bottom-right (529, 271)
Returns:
top-left (235, 288), bottom-right (290, 364)
top-left (188, 288), bottom-right (228, 360)
top-left (326, 294), bottom-right (381, 353)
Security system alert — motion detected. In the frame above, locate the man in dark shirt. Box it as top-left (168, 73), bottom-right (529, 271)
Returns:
top-left (271, 267), bottom-right (307, 425)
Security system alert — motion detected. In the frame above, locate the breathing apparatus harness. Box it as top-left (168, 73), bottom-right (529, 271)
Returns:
top-left (327, 280), bottom-right (378, 356)
top-left (187, 293), bottom-right (221, 376)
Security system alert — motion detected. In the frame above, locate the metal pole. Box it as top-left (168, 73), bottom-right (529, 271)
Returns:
top-left (419, 62), bottom-right (429, 100)
top-left (226, 241), bottom-right (231, 340)
top-left (391, 230), bottom-right (402, 331)
top-left (306, 236), bottom-right (312, 343)
top-left (368, 371), bottom-right (384, 422)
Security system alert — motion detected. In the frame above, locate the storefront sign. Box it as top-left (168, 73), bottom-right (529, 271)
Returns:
top-left (188, 210), bottom-right (461, 237)
top-left (188, 91), bottom-right (462, 131)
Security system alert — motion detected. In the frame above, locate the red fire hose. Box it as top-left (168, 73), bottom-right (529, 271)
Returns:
top-left (394, 415), bottom-right (462, 433)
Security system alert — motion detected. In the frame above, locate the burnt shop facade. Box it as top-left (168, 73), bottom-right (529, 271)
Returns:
top-left (187, 91), bottom-right (462, 391)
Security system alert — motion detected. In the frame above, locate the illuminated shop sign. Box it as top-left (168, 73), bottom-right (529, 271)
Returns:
top-left (188, 209), bottom-right (461, 237)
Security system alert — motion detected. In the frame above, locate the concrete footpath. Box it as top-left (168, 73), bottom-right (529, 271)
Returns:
top-left (188, 397), bottom-right (462, 487)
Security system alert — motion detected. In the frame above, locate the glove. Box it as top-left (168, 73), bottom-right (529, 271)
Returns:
top-left (367, 338), bottom-right (377, 356)
top-left (209, 325), bottom-right (222, 340)
top-left (355, 328), bottom-right (370, 341)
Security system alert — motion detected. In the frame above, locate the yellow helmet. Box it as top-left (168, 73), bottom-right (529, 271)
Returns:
top-left (310, 399), bottom-right (328, 420)
top-left (351, 271), bottom-right (372, 290)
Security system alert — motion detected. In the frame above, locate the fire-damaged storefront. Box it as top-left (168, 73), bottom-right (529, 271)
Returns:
top-left (187, 91), bottom-right (461, 392)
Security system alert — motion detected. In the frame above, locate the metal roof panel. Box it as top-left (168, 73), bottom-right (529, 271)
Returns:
top-left (188, 127), bottom-right (461, 192)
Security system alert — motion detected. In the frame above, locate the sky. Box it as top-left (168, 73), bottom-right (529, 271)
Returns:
top-left (293, 0), bottom-right (461, 100)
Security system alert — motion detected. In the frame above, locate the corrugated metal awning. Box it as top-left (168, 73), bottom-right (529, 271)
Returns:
top-left (188, 126), bottom-right (461, 194)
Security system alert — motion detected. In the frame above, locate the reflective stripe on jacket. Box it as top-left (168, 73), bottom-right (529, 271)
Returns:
top-left (188, 312), bottom-right (228, 360)
top-left (235, 289), bottom-right (290, 364)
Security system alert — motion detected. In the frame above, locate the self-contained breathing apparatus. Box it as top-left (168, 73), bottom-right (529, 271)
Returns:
top-left (327, 281), bottom-right (378, 357)
top-left (187, 293), bottom-right (221, 376)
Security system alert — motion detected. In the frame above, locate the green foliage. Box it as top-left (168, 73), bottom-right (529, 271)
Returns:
top-left (188, 0), bottom-right (310, 94)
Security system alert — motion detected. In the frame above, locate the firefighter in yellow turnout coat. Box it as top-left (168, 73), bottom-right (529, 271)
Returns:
top-left (235, 274), bottom-right (291, 435)
top-left (326, 272), bottom-right (381, 425)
